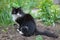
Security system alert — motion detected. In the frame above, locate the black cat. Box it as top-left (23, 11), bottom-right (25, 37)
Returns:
top-left (12, 7), bottom-right (58, 38)
top-left (15, 14), bottom-right (36, 37)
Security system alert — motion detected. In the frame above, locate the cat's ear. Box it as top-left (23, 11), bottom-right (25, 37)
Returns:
top-left (18, 7), bottom-right (22, 9)
top-left (12, 7), bottom-right (16, 9)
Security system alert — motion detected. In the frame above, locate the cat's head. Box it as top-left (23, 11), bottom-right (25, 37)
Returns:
top-left (12, 7), bottom-right (25, 16)
top-left (12, 7), bottom-right (25, 21)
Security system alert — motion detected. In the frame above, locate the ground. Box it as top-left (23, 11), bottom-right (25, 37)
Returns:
top-left (0, 20), bottom-right (60, 40)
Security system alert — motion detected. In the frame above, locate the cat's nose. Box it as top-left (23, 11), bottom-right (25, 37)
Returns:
top-left (17, 13), bottom-right (22, 17)
top-left (17, 13), bottom-right (20, 15)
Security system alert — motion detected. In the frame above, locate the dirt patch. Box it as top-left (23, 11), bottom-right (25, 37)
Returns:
top-left (0, 21), bottom-right (60, 40)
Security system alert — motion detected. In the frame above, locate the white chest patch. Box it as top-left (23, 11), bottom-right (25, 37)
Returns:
top-left (12, 13), bottom-right (22, 21)
top-left (12, 15), bottom-right (18, 21)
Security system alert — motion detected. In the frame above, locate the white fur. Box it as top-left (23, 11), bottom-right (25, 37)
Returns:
top-left (17, 13), bottom-right (20, 15)
top-left (17, 13), bottom-right (22, 17)
top-left (17, 29), bottom-right (23, 34)
top-left (12, 14), bottom-right (18, 21)
top-left (12, 13), bottom-right (22, 21)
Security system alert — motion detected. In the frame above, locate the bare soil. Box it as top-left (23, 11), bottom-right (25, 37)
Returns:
top-left (0, 20), bottom-right (60, 40)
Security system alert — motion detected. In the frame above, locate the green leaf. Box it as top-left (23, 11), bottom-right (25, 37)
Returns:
top-left (36, 35), bottom-right (43, 40)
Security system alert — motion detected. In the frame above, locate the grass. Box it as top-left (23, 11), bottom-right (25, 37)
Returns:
top-left (0, 9), bottom-right (14, 27)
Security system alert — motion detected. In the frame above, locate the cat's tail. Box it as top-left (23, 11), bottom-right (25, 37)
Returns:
top-left (35, 30), bottom-right (58, 38)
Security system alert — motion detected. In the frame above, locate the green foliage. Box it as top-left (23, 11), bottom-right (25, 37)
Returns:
top-left (0, 0), bottom-right (14, 27)
top-left (38, 0), bottom-right (60, 25)
top-left (0, 8), bottom-right (13, 27)
top-left (0, 0), bottom-right (60, 26)
top-left (36, 35), bottom-right (43, 40)
top-left (0, 0), bottom-right (40, 26)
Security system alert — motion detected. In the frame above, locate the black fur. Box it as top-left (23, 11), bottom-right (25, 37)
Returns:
top-left (12, 7), bottom-right (25, 15)
top-left (12, 7), bottom-right (58, 38)
top-left (15, 14), bottom-right (36, 37)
